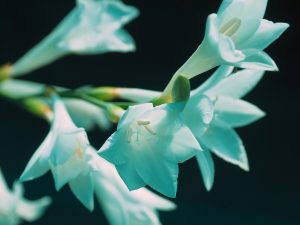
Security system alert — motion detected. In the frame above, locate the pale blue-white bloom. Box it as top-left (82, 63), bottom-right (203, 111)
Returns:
top-left (10, 0), bottom-right (139, 77)
top-left (175, 0), bottom-right (289, 79)
top-left (0, 169), bottom-right (51, 225)
top-left (91, 152), bottom-right (176, 225)
top-left (0, 79), bottom-right (112, 131)
top-left (20, 96), bottom-right (100, 211)
top-left (182, 66), bottom-right (266, 190)
top-left (99, 103), bottom-right (202, 197)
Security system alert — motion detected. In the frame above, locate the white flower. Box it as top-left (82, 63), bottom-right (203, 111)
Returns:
top-left (20, 96), bottom-right (98, 210)
top-left (99, 102), bottom-right (201, 197)
top-left (175, 0), bottom-right (289, 79)
top-left (10, 0), bottom-right (139, 77)
top-left (0, 169), bottom-right (51, 225)
top-left (182, 67), bottom-right (266, 190)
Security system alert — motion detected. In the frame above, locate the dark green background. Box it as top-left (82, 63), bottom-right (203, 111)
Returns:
top-left (0, 0), bottom-right (299, 224)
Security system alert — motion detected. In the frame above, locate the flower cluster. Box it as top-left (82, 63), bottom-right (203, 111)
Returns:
top-left (0, 0), bottom-right (288, 224)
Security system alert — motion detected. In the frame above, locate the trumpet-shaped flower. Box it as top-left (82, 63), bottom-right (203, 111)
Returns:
top-left (0, 169), bottom-right (51, 225)
top-left (99, 103), bottom-right (201, 197)
top-left (10, 0), bottom-right (139, 77)
top-left (182, 66), bottom-right (266, 189)
top-left (20, 96), bottom-right (100, 210)
top-left (91, 153), bottom-right (176, 225)
top-left (175, 0), bottom-right (289, 79)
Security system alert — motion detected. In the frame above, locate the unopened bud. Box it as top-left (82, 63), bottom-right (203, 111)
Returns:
top-left (23, 98), bottom-right (52, 119)
top-left (86, 87), bottom-right (118, 101)
top-left (171, 75), bottom-right (190, 102)
top-left (106, 104), bottom-right (125, 123)
top-left (0, 64), bottom-right (12, 82)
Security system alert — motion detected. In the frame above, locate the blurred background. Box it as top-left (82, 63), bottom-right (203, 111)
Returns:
top-left (0, 0), bottom-right (299, 224)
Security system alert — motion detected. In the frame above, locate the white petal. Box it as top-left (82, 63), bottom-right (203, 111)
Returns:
top-left (20, 132), bottom-right (53, 182)
top-left (202, 124), bottom-right (249, 171)
top-left (174, 14), bottom-right (220, 79)
top-left (49, 148), bottom-right (88, 190)
top-left (131, 188), bottom-right (176, 211)
top-left (241, 19), bottom-right (289, 50)
top-left (69, 173), bottom-right (94, 211)
top-left (218, 0), bottom-right (268, 44)
top-left (116, 162), bottom-right (145, 191)
top-left (236, 50), bottom-right (278, 71)
top-left (195, 147), bottom-right (215, 191)
top-left (206, 69), bottom-right (264, 98)
top-left (64, 98), bottom-right (112, 131)
top-left (183, 94), bottom-right (215, 137)
top-left (117, 103), bottom-right (153, 129)
top-left (16, 196), bottom-right (51, 222)
top-left (99, 132), bottom-right (130, 165)
top-left (50, 129), bottom-right (89, 166)
top-left (191, 66), bottom-right (234, 95)
top-left (168, 126), bottom-right (202, 163)
top-left (135, 148), bottom-right (179, 198)
top-left (214, 96), bottom-right (266, 127)
top-left (218, 35), bottom-right (245, 63)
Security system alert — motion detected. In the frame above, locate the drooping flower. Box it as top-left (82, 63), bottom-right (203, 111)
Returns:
top-left (99, 102), bottom-right (201, 197)
top-left (0, 169), bottom-right (51, 225)
top-left (91, 153), bottom-right (176, 225)
top-left (9, 0), bottom-right (139, 77)
top-left (20, 96), bottom-right (100, 210)
top-left (174, 0), bottom-right (289, 79)
top-left (182, 66), bottom-right (266, 189)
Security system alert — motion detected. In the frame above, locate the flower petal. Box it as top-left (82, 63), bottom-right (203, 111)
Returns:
top-left (16, 196), bottom-right (51, 222)
top-left (117, 103), bottom-right (153, 129)
top-left (174, 14), bottom-right (220, 79)
top-left (116, 162), bottom-right (146, 191)
top-left (235, 50), bottom-right (278, 71)
top-left (195, 146), bottom-right (215, 191)
top-left (218, 35), bottom-right (245, 63)
top-left (69, 173), bottom-right (94, 211)
top-left (49, 149), bottom-right (88, 190)
top-left (183, 94), bottom-right (215, 137)
top-left (213, 96), bottom-right (266, 127)
top-left (99, 132), bottom-right (130, 165)
top-left (218, 0), bottom-right (268, 44)
top-left (168, 125), bottom-right (202, 163)
top-left (20, 132), bottom-right (53, 182)
top-left (242, 19), bottom-right (289, 50)
top-left (135, 148), bottom-right (179, 198)
top-left (131, 188), bottom-right (176, 211)
top-left (201, 124), bottom-right (249, 171)
top-left (192, 66), bottom-right (234, 95)
top-left (206, 69), bottom-right (264, 98)
top-left (64, 98), bottom-right (112, 131)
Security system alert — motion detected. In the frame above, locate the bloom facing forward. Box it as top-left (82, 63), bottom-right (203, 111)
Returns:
top-left (99, 103), bottom-right (201, 197)
top-left (0, 170), bottom-right (51, 225)
top-left (175, 0), bottom-right (289, 79)
top-left (20, 96), bottom-right (98, 210)
top-left (10, 0), bottom-right (139, 77)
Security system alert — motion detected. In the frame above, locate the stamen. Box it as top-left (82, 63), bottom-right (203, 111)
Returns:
top-left (219, 18), bottom-right (241, 37)
top-left (137, 120), bottom-right (151, 125)
top-left (144, 125), bottom-right (156, 135)
top-left (127, 127), bottom-right (133, 143)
